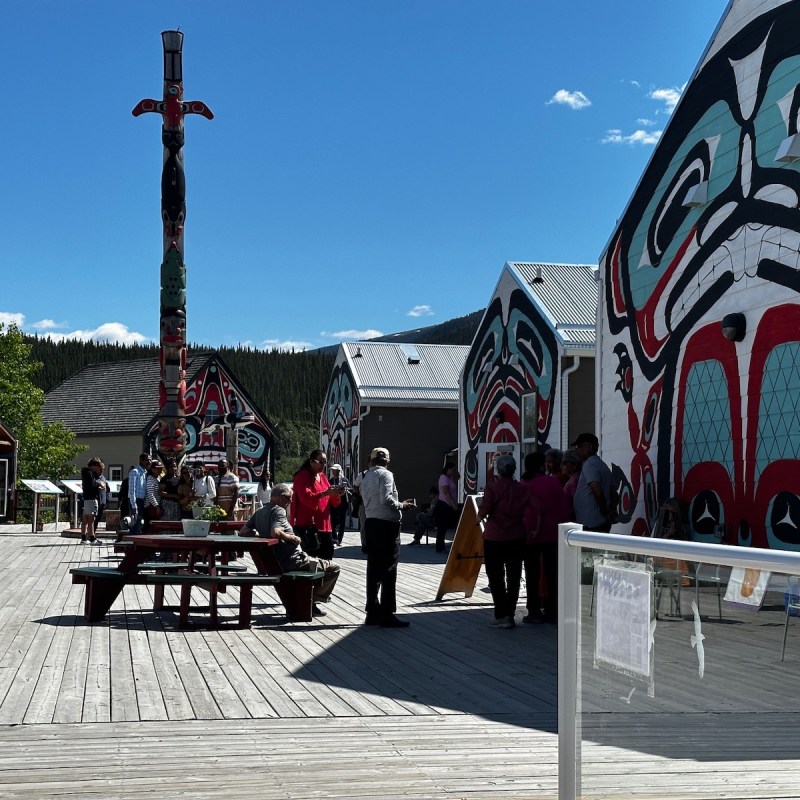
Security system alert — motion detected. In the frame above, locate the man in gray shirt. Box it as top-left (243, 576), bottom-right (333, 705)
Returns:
top-left (360, 447), bottom-right (412, 628)
top-left (240, 483), bottom-right (340, 618)
top-left (571, 433), bottom-right (613, 532)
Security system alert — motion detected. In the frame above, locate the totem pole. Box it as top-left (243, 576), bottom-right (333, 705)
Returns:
top-left (133, 30), bottom-right (213, 464)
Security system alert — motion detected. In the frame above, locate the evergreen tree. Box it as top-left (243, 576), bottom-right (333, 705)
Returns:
top-left (0, 324), bottom-right (85, 480)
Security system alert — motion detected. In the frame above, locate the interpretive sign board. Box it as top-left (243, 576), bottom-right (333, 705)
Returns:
top-left (21, 480), bottom-right (62, 495)
top-left (20, 479), bottom-right (63, 532)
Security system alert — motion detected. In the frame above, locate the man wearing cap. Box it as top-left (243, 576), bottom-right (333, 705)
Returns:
top-left (359, 446), bottom-right (413, 628)
top-left (571, 433), bottom-right (613, 533)
top-left (328, 463), bottom-right (350, 546)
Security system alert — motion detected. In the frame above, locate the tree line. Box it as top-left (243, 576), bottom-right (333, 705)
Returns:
top-left (23, 309), bottom-right (482, 480)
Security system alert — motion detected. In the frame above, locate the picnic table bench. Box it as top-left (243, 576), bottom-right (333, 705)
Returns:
top-left (71, 533), bottom-right (323, 626)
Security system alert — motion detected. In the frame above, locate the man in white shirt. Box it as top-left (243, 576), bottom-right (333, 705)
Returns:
top-left (360, 447), bottom-right (412, 628)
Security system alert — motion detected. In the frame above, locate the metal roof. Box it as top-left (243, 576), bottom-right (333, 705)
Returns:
top-left (342, 342), bottom-right (469, 406)
top-left (506, 262), bottom-right (598, 348)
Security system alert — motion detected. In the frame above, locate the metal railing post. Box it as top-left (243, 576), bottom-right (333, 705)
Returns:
top-left (558, 522), bottom-right (582, 800)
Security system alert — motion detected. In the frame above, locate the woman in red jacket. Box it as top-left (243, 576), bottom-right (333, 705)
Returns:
top-left (290, 449), bottom-right (343, 560)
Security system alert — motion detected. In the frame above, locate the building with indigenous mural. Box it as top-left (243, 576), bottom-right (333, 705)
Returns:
top-left (320, 342), bottom-right (468, 509)
top-left (598, 0), bottom-right (800, 549)
top-left (458, 262), bottom-right (597, 497)
top-left (42, 354), bottom-right (276, 482)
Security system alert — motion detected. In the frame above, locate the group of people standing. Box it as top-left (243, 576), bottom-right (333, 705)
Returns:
top-left (123, 454), bottom-right (245, 535)
top-left (239, 446), bottom-right (411, 627)
top-left (478, 432), bottom-right (613, 629)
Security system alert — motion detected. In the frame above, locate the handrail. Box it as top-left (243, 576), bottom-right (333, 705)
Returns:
top-left (557, 523), bottom-right (800, 799)
top-left (563, 528), bottom-right (800, 576)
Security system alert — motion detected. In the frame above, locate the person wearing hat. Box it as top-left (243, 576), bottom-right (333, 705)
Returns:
top-left (142, 460), bottom-right (164, 532)
top-left (328, 463), bottom-right (350, 546)
top-left (476, 454), bottom-right (532, 629)
top-left (571, 433), bottom-right (613, 532)
top-left (359, 446), bottom-right (413, 628)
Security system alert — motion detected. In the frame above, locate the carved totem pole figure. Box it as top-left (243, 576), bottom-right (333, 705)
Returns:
top-left (133, 30), bottom-right (213, 463)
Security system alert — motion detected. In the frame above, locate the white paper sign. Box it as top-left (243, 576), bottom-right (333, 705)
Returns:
top-left (595, 562), bottom-right (652, 677)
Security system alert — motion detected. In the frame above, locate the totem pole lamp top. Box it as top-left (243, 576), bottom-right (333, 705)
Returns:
top-left (162, 30), bottom-right (183, 81)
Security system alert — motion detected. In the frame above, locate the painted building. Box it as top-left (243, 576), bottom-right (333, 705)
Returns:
top-left (320, 342), bottom-right (469, 508)
top-left (42, 354), bottom-right (276, 482)
top-left (598, 0), bottom-right (800, 549)
top-left (458, 262), bottom-right (597, 496)
top-left (0, 420), bottom-right (18, 521)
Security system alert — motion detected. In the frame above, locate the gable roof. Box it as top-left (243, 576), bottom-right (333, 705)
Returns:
top-left (42, 354), bottom-right (212, 436)
top-left (341, 342), bottom-right (469, 407)
top-left (505, 262), bottom-right (598, 349)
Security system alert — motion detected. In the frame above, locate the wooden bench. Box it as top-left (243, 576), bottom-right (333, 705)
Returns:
top-left (70, 567), bottom-right (147, 621)
top-left (143, 572), bottom-right (281, 627)
top-left (70, 565), bottom-right (324, 625)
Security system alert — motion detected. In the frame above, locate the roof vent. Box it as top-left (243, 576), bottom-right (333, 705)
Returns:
top-left (533, 266), bottom-right (544, 284)
top-left (354, 346), bottom-right (362, 358)
top-left (400, 344), bottom-right (421, 364)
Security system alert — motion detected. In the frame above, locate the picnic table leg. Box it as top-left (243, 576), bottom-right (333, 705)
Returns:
top-left (276, 576), bottom-right (320, 622)
top-left (85, 576), bottom-right (126, 622)
top-left (179, 584), bottom-right (192, 625)
top-left (153, 583), bottom-right (165, 610)
top-left (238, 585), bottom-right (253, 628)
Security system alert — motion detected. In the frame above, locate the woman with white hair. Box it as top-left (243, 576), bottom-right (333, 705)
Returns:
top-left (476, 454), bottom-right (531, 629)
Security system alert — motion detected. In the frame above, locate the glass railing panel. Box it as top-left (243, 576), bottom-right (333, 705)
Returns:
top-left (567, 541), bottom-right (800, 799)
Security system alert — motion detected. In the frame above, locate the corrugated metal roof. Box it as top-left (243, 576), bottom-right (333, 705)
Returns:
top-left (343, 342), bottom-right (469, 406)
top-left (507, 262), bottom-right (598, 348)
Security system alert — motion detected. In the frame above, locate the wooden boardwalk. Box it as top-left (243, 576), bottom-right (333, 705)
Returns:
top-left (0, 528), bottom-right (798, 798)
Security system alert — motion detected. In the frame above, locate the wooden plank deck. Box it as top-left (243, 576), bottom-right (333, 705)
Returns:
top-left (0, 528), bottom-right (798, 798)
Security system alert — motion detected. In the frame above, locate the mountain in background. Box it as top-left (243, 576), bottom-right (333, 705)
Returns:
top-left (27, 309), bottom-right (483, 476)
top-left (371, 309), bottom-right (483, 346)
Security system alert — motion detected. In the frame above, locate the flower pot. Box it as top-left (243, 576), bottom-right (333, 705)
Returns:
top-left (182, 519), bottom-right (211, 537)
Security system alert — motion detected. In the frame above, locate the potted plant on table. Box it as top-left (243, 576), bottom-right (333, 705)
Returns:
top-left (184, 503), bottom-right (227, 536)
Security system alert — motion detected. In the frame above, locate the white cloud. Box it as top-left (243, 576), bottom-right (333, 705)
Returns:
top-left (636, 118), bottom-right (655, 127)
top-left (326, 328), bottom-right (383, 340)
top-left (258, 338), bottom-right (314, 352)
top-left (0, 312), bottom-right (25, 328)
top-left (43, 322), bottom-right (150, 345)
top-left (31, 318), bottom-right (66, 330)
top-left (546, 89), bottom-right (591, 110)
top-left (407, 305), bottom-right (434, 318)
top-left (602, 128), bottom-right (662, 146)
top-left (649, 85), bottom-right (685, 114)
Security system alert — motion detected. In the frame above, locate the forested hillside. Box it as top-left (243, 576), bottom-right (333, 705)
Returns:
top-left (26, 308), bottom-right (482, 477)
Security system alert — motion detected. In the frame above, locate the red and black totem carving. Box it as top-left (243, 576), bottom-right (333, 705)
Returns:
top-left (133, 30), bottom-right (213, 463)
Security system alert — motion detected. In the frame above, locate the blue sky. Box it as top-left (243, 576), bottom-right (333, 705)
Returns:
top-left (1, 0), bottom-right (729, 350)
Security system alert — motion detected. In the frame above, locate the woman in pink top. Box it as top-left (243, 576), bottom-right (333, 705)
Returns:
top-left (433, 462), bottom-right (459, 552)
top-left (520, 452), bottom-right (570, 624)
top-left (476, 455), bottom-right (531, 629)
top-left (290, 449), bottom-right (343, 560)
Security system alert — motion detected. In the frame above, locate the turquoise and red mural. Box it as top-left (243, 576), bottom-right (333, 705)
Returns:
top-left (460, 284), bottom-right (558, 494)
top-left (601, 0), bottom-right (800, 549)
top-left (320, 361), bottom-right (360, 480)
top-left (147, 359), bottom-right (276, 481)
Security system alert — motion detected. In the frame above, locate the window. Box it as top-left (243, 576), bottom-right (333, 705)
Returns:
top-left (109, 465), bottom-right (123, 482)
top-left (521, 392), bottom-right (538, 443)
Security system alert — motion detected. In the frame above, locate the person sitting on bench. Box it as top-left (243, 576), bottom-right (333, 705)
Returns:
top-left (239, 483), bottom-right (340, 618)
